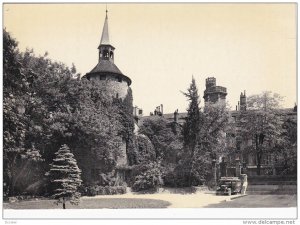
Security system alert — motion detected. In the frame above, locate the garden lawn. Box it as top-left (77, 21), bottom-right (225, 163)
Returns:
top-left (3, 198), bottom-right (171, 209)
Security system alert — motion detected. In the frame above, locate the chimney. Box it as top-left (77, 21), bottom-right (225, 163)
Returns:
top-left (236, 105), bottom-right (237, 111)
top-left (174, 109), bottom-right (178, 123)
top-left (240, 90), bottom-right (247, 111)
top-left (238, 101), bottom-right (240, 111)
top-left (161, 104), bottom-right (163, 115)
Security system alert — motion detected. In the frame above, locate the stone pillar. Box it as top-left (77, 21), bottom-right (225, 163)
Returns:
top-left (235, 158), bottom-right (241, 177)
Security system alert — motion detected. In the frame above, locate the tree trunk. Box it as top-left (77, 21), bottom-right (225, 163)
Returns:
top-left (8, 154), bottom-right (17, 196)
top-left (257, 152), bottom-right (262, 176)
top-left (63, 197), bottom-right (66, 209)
top-left (255, 135), bottom-right (261, 176)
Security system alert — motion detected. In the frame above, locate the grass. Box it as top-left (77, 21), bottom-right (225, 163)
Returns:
top-left (3, 198), bottom-right (171, 209)
top-left (205, 194), bottom-right (297, 208)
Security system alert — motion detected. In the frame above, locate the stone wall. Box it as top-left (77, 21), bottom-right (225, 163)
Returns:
top-left (90, 74), bottom-right (129, 99)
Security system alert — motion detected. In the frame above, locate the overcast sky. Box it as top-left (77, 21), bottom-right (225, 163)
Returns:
top-left (4, 3), bottom-right (297, 115)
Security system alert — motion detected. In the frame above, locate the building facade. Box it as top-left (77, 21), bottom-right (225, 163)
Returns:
top-left (142, 77), bottom-right (297, 177)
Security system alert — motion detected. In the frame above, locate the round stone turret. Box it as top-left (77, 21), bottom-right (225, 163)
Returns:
top-left (83, 11), bottom-right (131, 100)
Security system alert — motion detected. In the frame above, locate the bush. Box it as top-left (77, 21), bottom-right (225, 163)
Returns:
top-left (131, 162), bottom-right (163, 192)
top-left (80, 185), bottom-right (126, 196)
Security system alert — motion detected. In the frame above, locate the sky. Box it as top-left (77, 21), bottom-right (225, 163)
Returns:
top-left (3, 3), bottom-right (297, 115)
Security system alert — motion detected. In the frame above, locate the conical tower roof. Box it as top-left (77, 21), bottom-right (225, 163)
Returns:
top-left (99, 11), bottom-right (110, 46)
top-left (84, 9), bottom-right (131, 86)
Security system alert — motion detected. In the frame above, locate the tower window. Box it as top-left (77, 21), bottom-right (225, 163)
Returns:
top-left (100, 75), bottom-right (106, 80)
top-left (110, 51), bottom-right (114, 59)
top-left (103, 50), bottom-right (109, 58)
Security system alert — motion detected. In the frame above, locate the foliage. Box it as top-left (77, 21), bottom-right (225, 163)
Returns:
top-left (200, 102), bottom-right (230, 157)
top-left (178, 78), bottom-right (230, 186)
top-left (135, 134), bottom-right (156, 163)
top-left (237, 91), bottom-right (286, 175)
top-left (131, 162), bottom-right (163, 192)
top-left (113, 88), bottom-right (138, 166)
top-left (46, 144), bottom-right (82, 206)
top-left (79, 185), bottom-right (126, 196)
top-left (138, 117), bottom-right (182, 163)
top-left (3, 29), bottom-right (43, 196)
top-left (138, 116), bottom-right (183, 187)
top-left (274, 115), bottom-right (297, 175)
top-left (182, 77), bottom-right (202, 152)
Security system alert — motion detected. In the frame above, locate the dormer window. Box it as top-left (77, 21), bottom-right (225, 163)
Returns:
top-left (117, 76), bottom-right (122, 83)
top-left (100, 75), bottom-right (106, 80)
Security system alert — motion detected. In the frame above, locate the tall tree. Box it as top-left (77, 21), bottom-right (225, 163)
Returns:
top-left (191, 102), bottom-right (230, 184)
top-left (182, 77), bottom-right (202, 153)
top-left (180, 77), bottom-right (203, 186)
top-left (3, 29), bottom-right (42, 196)
top-left (180, 78), bottom-right (230, 186)
top-left (47, 144), bottom-right (82, 209)
top-left (237, 91), bottom-right (285, 175)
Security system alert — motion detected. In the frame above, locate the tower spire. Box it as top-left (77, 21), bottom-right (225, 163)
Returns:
top-left (99, 7), bottom-right (110, 46)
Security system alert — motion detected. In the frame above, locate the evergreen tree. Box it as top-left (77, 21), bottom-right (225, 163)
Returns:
top-left (182, 77), bottom-right (202, 152)
top-left (47, 144), bottom-right (82, 209)
top-left (180, 77), bottom-right (203, 186)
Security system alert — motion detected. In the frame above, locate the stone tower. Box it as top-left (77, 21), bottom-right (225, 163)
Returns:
top-left (203, 77), bottom-right (227, 106)
top-left (83, 11), bottom-right (131, 185)
top-left (84, 10), bottom-right (131, 100)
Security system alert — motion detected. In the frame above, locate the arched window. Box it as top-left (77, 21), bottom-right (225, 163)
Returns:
top-left (116, 93), bottom-right (119, 99)
top-left (103, 50), bottom-right (109, 58)
top-left (110, 51), bottom-right (114, 59)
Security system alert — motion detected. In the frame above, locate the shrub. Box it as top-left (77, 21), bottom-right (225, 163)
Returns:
top-left (80, 185), bottom-right (126, 196)
top-left (131, 162), bottom-right (163, 192)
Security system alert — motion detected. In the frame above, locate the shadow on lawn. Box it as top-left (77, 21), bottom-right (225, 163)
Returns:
top-left (4, 198), bottom-right (171, 209)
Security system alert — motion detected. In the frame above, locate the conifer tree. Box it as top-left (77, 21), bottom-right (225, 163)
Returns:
top-left (181, 77), bottom-right (203, 185)
top-left (182, 77), bottom-right (202, 154)
top-left (47, 144), bottom-right (82, 209)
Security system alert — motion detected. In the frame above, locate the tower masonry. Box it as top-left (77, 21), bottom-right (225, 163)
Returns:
top-left (203, 77), bottom-right (227, 106)
top-left (83, 11), bottom-right (131, 100)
